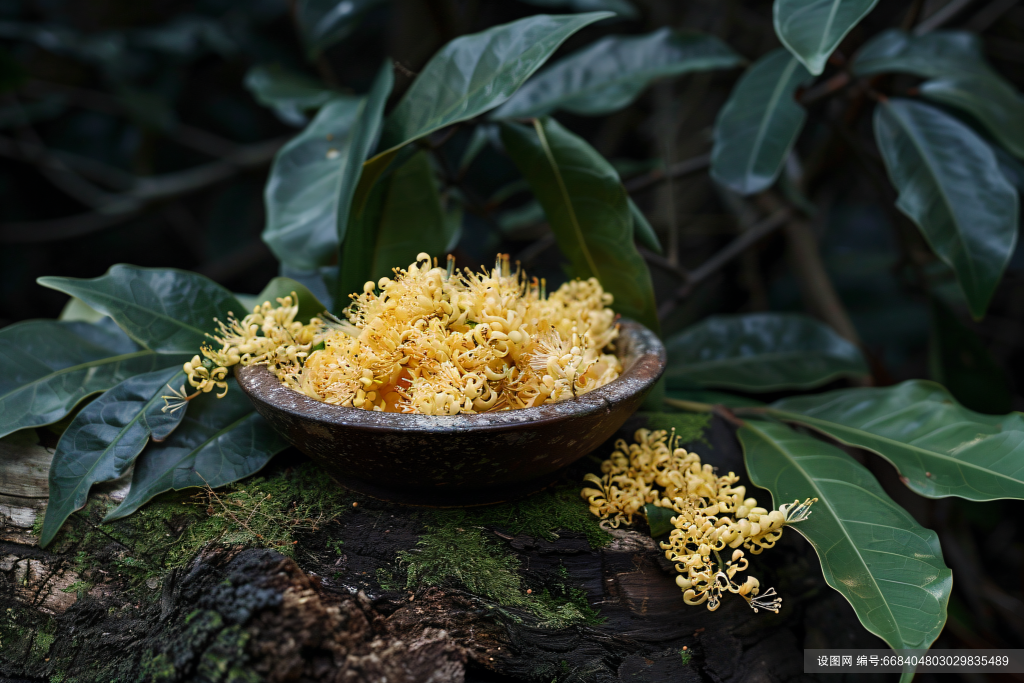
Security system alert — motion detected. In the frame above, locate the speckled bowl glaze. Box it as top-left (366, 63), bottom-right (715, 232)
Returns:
top-left (235, 320), bottom-right (665, 506)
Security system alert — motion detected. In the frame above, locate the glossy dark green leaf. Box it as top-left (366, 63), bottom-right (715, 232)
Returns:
top-left (765, 380), bottom-right (1024, 501)
top-left (873, 99), bottom-right (1019, 319)
top-left (38, 265), bottom-right (243, 354)
top-left (254, 277), bottom-right (330, 324)
top-left (629, 198), bottom-right (662, 254)
top-left (517, 0), bottom-right (638, 18)
top-left (500, 118), bottom-right (659, 332)
top-left (740, 420), bottom-right (951, 651)
top-left (710, 49), bottom-right (812, 195)
top-left (774, 0), bottom-right (879, 75)
top-left (920, 76), bottom-right (1024, 160)
top-left (643, 504), bottom-right (675, 537)
top-left (295, 0), bottom-right (388, 57)
top-left (104, 380), bottom-right (289, 521)
top-left (493, 29), bottom-right (741, 119)
top-left (39, 366), bottom-right (187, 548)
top-left (664, 313), bottom-right (868, 391)
top-left (0, 320), bottom-right (184, 439)
top-left (263, 63), bottom-right (392, 271)
top-left (381, 13), bottom-right (610, 152)
top-left (336, 151), bottom-right (453, 301)
top-left (928, 297), bottom-right (1011, 414)
top-left (244, 64), bottom-right (336, 126)
top-left (851, 29), bottom-right (988, 78)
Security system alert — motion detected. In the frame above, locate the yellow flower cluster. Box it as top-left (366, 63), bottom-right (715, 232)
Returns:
top-left (179, 253), bottom-right (622, 416)
top-left (581, 429), bottom-right (815, 613)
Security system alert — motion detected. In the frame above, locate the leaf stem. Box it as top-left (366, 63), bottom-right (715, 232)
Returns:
top-left (664, 397), bottom-right (746, 428)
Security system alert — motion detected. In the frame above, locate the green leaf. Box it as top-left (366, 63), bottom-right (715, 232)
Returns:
top-left (492, 28), bottom-right (741, 119)
top-left (629, 198), bottom-right (662, 253)
top-left (254, 277), bottom-right (330, 323)
top-left (104, 381), bottom-right (289, 521)
top-left (262, 95), bottom-right (363, 268)
top-left (873, 98), bottom-right (1019, 319)
top-left (517, 0), bottom-right (639, 18)
top-left (500, 118), bottom-right (660, 332)
top-left (774, 0), bottom-right (880, 75)
top-left (664, 313), bottom-right (868, 391)
top-left (39, 366), bottom-right (187, 548)
top-left (0, 320), bottom-right (185, 439)
top-left (296, 0), bottom-right (388, 57)
top-left (710, 49), bottom-right (812, 195)
top-left (928, 297), bottom-right (1011, 414)
top-left (739, 420), bottom-right (951, 651)
top-left (263, 63), bottom-right (393, 271)
top-left (643, 503), bottom-right (675, 537)
top-left (381, 12), bottom-right (610, 152)
top-left (38, 265), bottom-right (243, 354)
top-left (920, 76), bottom-right (1024, 160)
top-left (244, 64), bottom-right (336, 126)
top-left (764, 380), bottom-right (1024, 501)
top-left (336, 150), bottom-right (453, 302)
top-left (851, 29), bottom-right (989, 79)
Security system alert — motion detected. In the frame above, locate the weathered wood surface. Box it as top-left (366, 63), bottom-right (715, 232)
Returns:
top-left (0, 416), bottom-right (887, 683)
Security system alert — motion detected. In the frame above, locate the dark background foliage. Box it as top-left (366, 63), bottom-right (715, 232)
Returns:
top-left (2, 0), bottom-right (1024, 671)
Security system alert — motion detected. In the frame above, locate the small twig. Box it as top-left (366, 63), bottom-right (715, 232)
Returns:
top-left (514, 232), bottom-right (557, 267)
top-left (0, 137), bottom-right (286, 243)
top-left (20, 80), bottom-right (239, 158)
top-left (639, 246), bottom-right (691, 282)
top-left (663, 397), bottom-right (745, 428)
top-left (657, 208), bottom-right (792, 319)
top-left (965, 0), bottom-right (1021, 31)
top-left (915, 0), bottom-right (977, 34)
top-left (624, 153), bottom-right (711, 194)
top-left (799, 72), bottom-right (851, 106)
top-left (0, 135), bottom-right (136, 189)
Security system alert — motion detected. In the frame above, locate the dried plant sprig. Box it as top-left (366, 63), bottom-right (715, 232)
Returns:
top-left (582, 428), bottom-right (816, 613)
top-left (184, 253), bottom-right (622, 415)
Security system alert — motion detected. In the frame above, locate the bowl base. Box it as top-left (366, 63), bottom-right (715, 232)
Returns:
top-left (325, 470), bottom-right (565, 508)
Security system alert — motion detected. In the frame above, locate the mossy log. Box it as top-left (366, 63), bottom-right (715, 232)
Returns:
top-left (0, 416), bottom-right (885, 683)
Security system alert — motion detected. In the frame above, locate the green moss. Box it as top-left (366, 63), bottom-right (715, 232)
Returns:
top-left (0, 607), bottom-right (31, 662)
top-left (376, 567), bottom-right (401, 591)
top-left (399, 520), bottom-right (601, 628)
top-left (136, 652), bottom-right (175, 683)
top-left (462, 485), bottom-right (612, 548)
top-left (168, 463), bottom-right (348, 565)
top-left (32, 629), bottom-right (55, 661)
top-left (39, 463), bottom-right (348, 594)
top-left (196, 625), bottom-right (250, 682)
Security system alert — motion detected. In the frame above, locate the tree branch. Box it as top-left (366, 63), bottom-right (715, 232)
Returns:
top-left (0, 137), bottom-right (286, 243)
top-left (656, 208), bottom-right (792, 320)
top-left (624, 153), bottom-right (711, 194)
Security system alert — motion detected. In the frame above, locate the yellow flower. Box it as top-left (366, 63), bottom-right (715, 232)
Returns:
top-left (188, 256), bottom-right (624, 415)
top-left (582, 428), bottom-right (816, 613)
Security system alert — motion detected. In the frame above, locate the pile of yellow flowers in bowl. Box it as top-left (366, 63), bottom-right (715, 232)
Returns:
top-left (182, 253), bottom-right (622, 415)
top-left (176, 252), bottom-right (665, 506)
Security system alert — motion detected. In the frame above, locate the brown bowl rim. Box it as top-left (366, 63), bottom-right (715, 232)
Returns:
top-left (235, 319), bottom-right (666, 434)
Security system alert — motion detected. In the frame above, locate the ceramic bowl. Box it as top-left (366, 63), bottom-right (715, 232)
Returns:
top-left (235, 320), bottom-right (665, 506)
